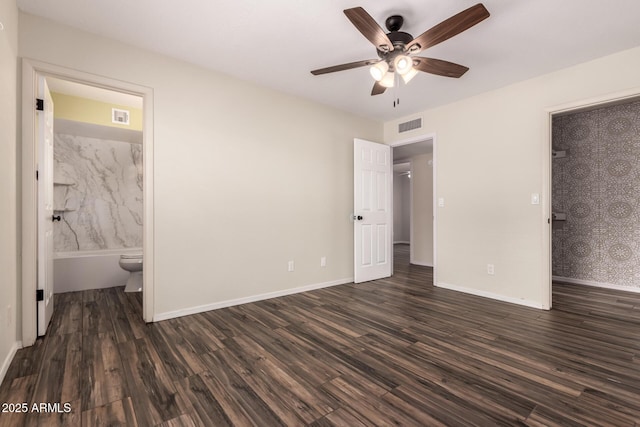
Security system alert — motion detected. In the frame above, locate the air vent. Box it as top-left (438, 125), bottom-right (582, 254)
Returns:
top-left (112, 108), bottom-right (130, 125)
top-left (398, 117), bottom-right (422, 133)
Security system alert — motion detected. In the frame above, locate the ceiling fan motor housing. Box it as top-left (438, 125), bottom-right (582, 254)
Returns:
top-left (377, 30), bottom-right (414, 64)
top-left (389, 31), bottom-right (413, 48)
top-left (377, 14), bottom-right (414, 57)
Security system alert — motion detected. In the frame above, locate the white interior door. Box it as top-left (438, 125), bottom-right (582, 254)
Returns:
top-left (354, 138), bottom-right (392, 283)
top-left (37, 76), bottom-right (55, 336)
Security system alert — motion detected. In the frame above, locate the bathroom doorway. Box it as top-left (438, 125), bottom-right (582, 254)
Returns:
top-left (21, 60), bottom-right (155, 346)
top-left (48, 77), bottom-right (144, 291)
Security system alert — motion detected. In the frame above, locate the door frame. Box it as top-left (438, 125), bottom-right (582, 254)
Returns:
top-left (21, 59), bottom-right (155, 346)
top-left (389, 132), bottom-right (437, 282)
top-left (543, 87), bottom-right (640, 311)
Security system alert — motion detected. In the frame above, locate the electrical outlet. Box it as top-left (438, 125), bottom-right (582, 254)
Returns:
top-left (6, 305), bottom-right (11, 326)
top-left (288, 261), bottom-right (294, 272)
top-left (487, 264), bottom-right (495, 275)
top-left (320, 257), bottom-right (326, 267)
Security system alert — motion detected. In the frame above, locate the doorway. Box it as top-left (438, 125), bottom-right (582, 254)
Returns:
top-left (550, 97), bottom-right (640, 301)
top-left (392, 139), bottom-right (434, 269)
top-left (49, 77), bottom-right (144, 312)
top-left (352, 135), bottom-right (435, 283)
top-left (390, 134), bottom-right (436, 283)
top-left (21, 60), bottom-right (155, 346)
top-left (545, 90), bottom-right (640, 309)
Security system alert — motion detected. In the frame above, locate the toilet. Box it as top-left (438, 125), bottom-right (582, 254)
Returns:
top-left (119, 253), bottom-right (143, 292)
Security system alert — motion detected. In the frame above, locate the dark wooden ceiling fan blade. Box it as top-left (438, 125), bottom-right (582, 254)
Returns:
top-left (371, 81), bottom-right (386, 96)
top-left (311, 59), bottom-right (379, 75)
top-left (406, 3), bottom-right (489, 54)
top-left (413, 57), bottom-right (469, 78)
top-left (344, 7), bottom-right (394, 52)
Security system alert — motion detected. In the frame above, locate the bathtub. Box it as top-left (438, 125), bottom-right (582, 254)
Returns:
top-left (53, 248), bottom-right (142, 294)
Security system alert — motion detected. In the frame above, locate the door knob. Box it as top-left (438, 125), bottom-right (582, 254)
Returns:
top-left (352, 215), bottom-right (363, 221)
top-left (52, 215), bottom-right (61, 222)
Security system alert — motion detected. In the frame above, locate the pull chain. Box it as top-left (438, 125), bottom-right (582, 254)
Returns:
top-left (393, 73), bottom-right (400, 108)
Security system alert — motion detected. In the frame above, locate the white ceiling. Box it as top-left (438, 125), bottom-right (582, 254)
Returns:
top-left (17, 0), bottom-right (640, 122)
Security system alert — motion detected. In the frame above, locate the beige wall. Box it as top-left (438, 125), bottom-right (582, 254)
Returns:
top-left (0, 0), bottom-right (19, 381)
top-left (411, 153), bottom-right (433, 266)
top-left (18, 12), bottom-right (382, 318)
top-left (385, 46), bottom-right (640, 308)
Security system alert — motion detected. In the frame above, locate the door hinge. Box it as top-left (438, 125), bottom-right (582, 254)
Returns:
top-left (36, 170), bottom-right (39, 180)
top-left (36, 98), bottom-right (44, 111)
top-left (36, 289), bottom-right (44, 302)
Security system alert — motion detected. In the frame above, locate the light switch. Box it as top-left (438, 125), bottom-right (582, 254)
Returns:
top-left (531, 193), bottom-right (540, 205)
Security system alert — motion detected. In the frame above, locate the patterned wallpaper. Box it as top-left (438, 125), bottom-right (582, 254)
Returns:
top-left (552, 100), bottom-right (640, 290)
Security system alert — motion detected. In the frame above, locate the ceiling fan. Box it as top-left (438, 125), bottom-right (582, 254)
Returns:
top-left (311, 3), bottom-right (490, 96)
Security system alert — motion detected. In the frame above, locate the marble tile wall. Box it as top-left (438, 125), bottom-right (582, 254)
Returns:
top-left (53, 128), bottom-right (143, 252)
top-left (552, 100), bottom-right (640, 290)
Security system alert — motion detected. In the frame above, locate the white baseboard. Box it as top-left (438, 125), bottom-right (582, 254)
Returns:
top-left (553, 276), bottom-right (640, 294)
top-left (154, 277), bottom-right (354, 322)
top-left (436, 282), bottom-right (544, 309)
top-left (0, 341), bottom-right (21, 387)
top-left (410, 260), bottom-right (433, 267)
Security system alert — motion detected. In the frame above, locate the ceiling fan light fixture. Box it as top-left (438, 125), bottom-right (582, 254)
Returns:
top-left (369, 61), bottom-right (389, 81)
top-left (401, 67), bottom-right (419, 84)
top-left (380, 71), bottom-right (395, 88)
top-left (394, 55), bottom-right (413, 75)
top-left (312, 4), bottom-right (490, 96)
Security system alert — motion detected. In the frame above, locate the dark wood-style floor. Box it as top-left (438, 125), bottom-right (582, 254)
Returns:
top-left (2, 245), bottom-right (640, 426)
